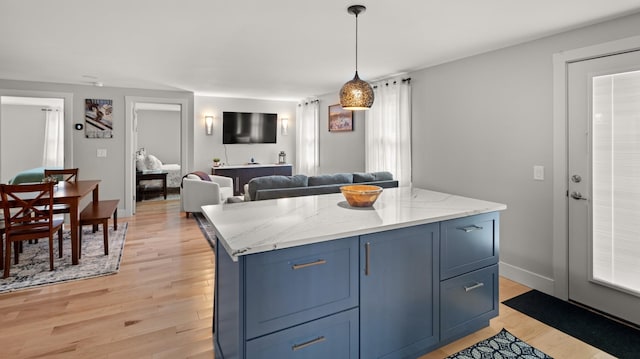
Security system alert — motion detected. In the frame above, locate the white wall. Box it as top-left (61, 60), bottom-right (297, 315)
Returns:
top-left (194, 96), bottom-right (296, 171)
top-left (0, 104), bottom-right (45, 183)
top-left (0, 104), bottom-right (47, 183)
top-left (137, 109), bottom-right (181, 164)
top-left (409, 12), bottom-right (640, 294)
top-left (317, 92), bottom-right (365, 174)
top-left (0, 79), bottom-right (193, 215)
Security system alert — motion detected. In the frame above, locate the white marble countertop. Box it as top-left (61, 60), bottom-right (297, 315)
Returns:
top-left (202, 186), bottom-right (507, 261)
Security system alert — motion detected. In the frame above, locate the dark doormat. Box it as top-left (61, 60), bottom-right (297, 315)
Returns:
top-left (503, 290), bottom-right (640, 359)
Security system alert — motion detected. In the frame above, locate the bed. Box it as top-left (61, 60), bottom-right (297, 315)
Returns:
top-left (160, 163), bottom-right (182, 188)
top-left (136, 150), bottom-right (182, 190)
top-left (8, 167), bottom-right (49, 184)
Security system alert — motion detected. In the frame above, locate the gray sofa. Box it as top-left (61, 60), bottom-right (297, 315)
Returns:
top-left (246, 171), bottom-right (398, 201)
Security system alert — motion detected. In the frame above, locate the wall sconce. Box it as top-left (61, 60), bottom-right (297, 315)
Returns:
top-left (281, 118), bottom-right (289, 136)
top-left (205, 116), bottom-right (214, 135)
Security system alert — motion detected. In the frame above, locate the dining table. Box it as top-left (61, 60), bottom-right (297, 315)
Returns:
top-left (1, 179), bottom-right (101, 265)
top-left (54, 180), bottom-right (101, 264)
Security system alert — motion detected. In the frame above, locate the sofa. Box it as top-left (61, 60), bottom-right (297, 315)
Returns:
top-left (245, 171), bottom-right (398, 201)
top-left (180, 173), bottom-right (234, 217)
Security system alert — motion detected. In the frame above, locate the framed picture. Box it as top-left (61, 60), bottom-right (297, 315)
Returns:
top-left (328, 104), bottom-right (353, 132)
top-left (85, 99), bottom-right (113, 138)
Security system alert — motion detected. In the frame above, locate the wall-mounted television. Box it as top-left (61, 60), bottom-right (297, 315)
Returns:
top-left (222, 111), bottom-right (277, 144)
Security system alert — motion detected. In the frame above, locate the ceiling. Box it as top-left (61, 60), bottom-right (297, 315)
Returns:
top-left (1, 1), bottom-right (640, 101)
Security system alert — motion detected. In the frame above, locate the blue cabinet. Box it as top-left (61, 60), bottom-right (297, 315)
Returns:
top-left (215, 236), bottom-right (359, 359)
top-left (360, 224), bottom-right (440, 359)
top-left (439, 212), bottom-right (500, 344)
top-left (214, 212), bottom-right (500, 359)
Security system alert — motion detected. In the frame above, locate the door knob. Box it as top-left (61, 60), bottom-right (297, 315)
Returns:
top-left (570, 191), bottom-right (587, 200)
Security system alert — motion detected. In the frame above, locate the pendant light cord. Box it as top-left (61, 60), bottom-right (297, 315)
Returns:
top-left (355, 12), bottom-right (359, 73)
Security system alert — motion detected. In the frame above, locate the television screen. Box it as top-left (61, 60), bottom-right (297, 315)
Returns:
top-left (222, 112), bottom-right (277, 144)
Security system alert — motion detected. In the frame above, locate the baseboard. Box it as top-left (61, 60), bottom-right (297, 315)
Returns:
top-left (499, 261), bottom-right (555, 296)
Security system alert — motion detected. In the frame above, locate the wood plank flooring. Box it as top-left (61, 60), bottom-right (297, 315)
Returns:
top-left (0, 199), bottom-right (612, 358)
top-left (0, 199), bottom-right (214, 359)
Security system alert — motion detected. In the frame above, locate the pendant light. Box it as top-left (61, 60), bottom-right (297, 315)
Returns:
top-left (340, 5), bottom-right (374, 110)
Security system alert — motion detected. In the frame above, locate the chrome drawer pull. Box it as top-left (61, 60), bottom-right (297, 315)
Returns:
top-left (365, 242), bottom-right (371, 276)
top-left (458, 224), bottom-right (483, 233)
top-left (292, 336), bottom-right (326, 351)
top-left (464, 282), bottom-right (485, 292)
top-left (291, 259), bottom-right (326, 270)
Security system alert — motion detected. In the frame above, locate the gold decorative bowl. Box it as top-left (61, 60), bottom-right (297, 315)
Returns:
top-left (340, 185), bottom-right (383, 207)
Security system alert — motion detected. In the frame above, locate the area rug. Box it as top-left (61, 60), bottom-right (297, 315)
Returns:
top-left (0, 223), bottom-right (127, 294)
top-left (194, 212), bottom-right (216, 252)
top-left (446, 328), bottom-right (552, 359)
top-left (503, 290), bottom-right (640, 359)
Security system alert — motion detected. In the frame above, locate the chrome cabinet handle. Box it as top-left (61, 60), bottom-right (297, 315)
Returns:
top-left (464, 282), bottom-right (485, 292)
top-left (291, 259), bottom-right (326, 270)
top-left (292, 336), bottom-right (326, 351)
top-left (458, 225), bottom-right (483, 233)
top-left (365, 242), bottom-right (371, 276)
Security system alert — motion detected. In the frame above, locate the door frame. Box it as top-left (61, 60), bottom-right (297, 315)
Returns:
top-left (0, 89), bottom-right (74, 182)
top-left (552, 35), bottom-right (640, 300)
top-left (125, 96), bottom-right (190, 215)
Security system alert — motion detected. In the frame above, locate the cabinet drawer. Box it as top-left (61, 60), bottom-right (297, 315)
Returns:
top-left (440, 212), bottom-right (499, 280)
top-left (440, 264), bottom-right (499, 342)
top-left (246, 308), bottom-right (358, 359)
top-left (245, 237), bottom-right (358, 339)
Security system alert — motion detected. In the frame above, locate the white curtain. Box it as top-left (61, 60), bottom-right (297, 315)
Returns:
top-left (365, 78), bottom-right (412, 186)
top-left (295, 99), bottom-right (319, 175)
top-left (42, 109), bottom-right (64, 168)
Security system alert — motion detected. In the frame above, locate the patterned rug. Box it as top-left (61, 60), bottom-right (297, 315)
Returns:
top-left (0, 223), bottom-right (127, 293)
top-left (193, 212), bottom-right (216, 252)
top-left (446, 328), bottom-right (552, 359)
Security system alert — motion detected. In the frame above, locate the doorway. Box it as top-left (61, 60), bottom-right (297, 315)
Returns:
top-left (125, 97), bottom-right (190, 215)
top-left (0, 92), bottom-right (71, 183)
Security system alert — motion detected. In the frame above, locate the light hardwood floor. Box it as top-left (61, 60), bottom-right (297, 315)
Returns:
top-left (0, 199), bottom-right (612, 358)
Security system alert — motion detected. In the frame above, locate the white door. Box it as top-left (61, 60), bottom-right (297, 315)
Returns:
top-left (568, 49), bottom-right (640, 326)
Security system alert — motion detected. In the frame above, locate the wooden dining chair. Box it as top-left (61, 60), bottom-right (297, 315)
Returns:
top-left (0, 219), bottom-right (5, 270)
top-left (44, 168), bottom-right (78, 183)
top-left (0, 183), bottom-right (64, 278)
top-left (43, 168), bottom-right (78, 216)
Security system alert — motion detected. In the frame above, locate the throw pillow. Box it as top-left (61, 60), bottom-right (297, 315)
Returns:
top-left (136, 153), bottom-right (147, 171)
top-left (145, 154), bottom-right (163, 170)
top-left (353, 172), bottom-right (375, 182)
top-left (308, 173), bottom-right (353, 186)
top-left (248, 174), bottom-right (308, 200)
top-left (372, 171), bottom-right (393, 181)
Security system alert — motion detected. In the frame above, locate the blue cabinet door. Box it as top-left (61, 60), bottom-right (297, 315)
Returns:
top-left (360, 224), bottom-right (440, 359)
top-left (440, 264), bottom-right (499, 342)
top-left (245, 308), bottom-right (359, 359)
top-left (440, 212), bottom-right (499, 280)
top-left (245, 237), bottom-right (358, 339)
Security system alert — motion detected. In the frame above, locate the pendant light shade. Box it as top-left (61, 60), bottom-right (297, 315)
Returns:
top-left (340, 71), bottom-right (374, 110)
top-left (340, 5), bottom-right (374, 110)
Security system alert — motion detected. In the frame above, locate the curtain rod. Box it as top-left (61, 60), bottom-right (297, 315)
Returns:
top-left (372, 77), bottom-right (411, 89)
top-left (41, 108), bottom-right (60, 112)
top-left (298, 99), bottom-right (319, 106)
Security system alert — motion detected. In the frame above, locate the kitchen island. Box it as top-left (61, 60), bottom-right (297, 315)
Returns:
top-left (203, 186), bottom-right (506, 359)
